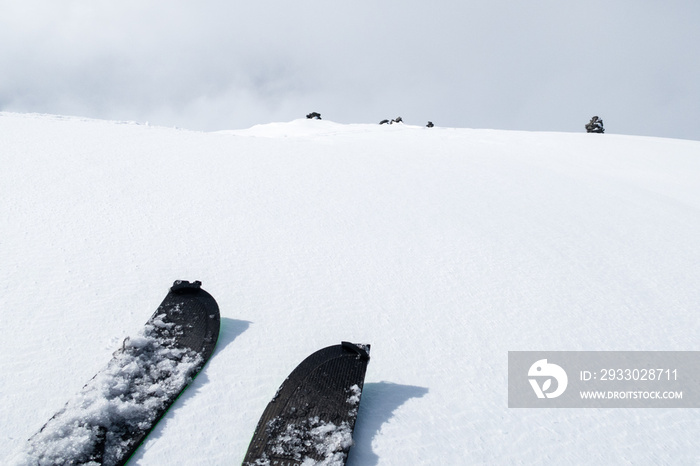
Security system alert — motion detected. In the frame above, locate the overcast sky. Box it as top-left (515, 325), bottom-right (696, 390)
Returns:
top-left (2, 1), bottom-right (699, 140)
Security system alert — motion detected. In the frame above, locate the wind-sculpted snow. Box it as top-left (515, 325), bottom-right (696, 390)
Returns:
top-left (8, 313), bottom-right (202, 466)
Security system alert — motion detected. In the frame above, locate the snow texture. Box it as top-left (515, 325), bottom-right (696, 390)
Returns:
top-left (1, 113), bottom-right (700, 464)
top-left (259, 416), bottom-right (353, 466)
top-left (7, 310), bottom-right (202, 466)
top-left (346, 385), bottom-right (361, 416)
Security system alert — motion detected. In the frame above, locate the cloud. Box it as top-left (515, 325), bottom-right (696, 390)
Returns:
top-left (1, 1), bottom-right (699, 139)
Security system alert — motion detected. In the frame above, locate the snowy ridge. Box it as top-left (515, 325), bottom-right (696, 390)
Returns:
top-left (8, 311), bottom-right (203, 466)
top-left (220, 118), bottom-right (423, 139)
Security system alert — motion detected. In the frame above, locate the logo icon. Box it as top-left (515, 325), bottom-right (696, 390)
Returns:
top-left (528, 359), bottom-right (568, 399)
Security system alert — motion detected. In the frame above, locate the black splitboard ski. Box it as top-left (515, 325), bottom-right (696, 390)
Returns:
top-left (13, 280), bottom-right (220, 466)
top-left (243, 341), bottom-right (371, 466)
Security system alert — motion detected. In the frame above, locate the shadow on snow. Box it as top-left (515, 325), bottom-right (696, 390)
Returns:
top-left (347, 381), bottom-right (429, 466)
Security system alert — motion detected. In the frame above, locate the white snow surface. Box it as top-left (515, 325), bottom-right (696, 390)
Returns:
top-left (1, 112), bottom-right (699, 465)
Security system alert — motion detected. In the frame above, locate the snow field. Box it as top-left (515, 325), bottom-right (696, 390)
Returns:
top-left (1, 113), bottom-right (699, 464)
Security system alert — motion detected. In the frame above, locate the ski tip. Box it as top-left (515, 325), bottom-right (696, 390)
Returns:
top-left (170, 280), bottom-right (202, 293)
top-left (341, 341), bottom-right (371, 361)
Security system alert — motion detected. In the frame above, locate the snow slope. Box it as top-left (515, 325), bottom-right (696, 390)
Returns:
top-left (1, 112), bottom-right (699, 465)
